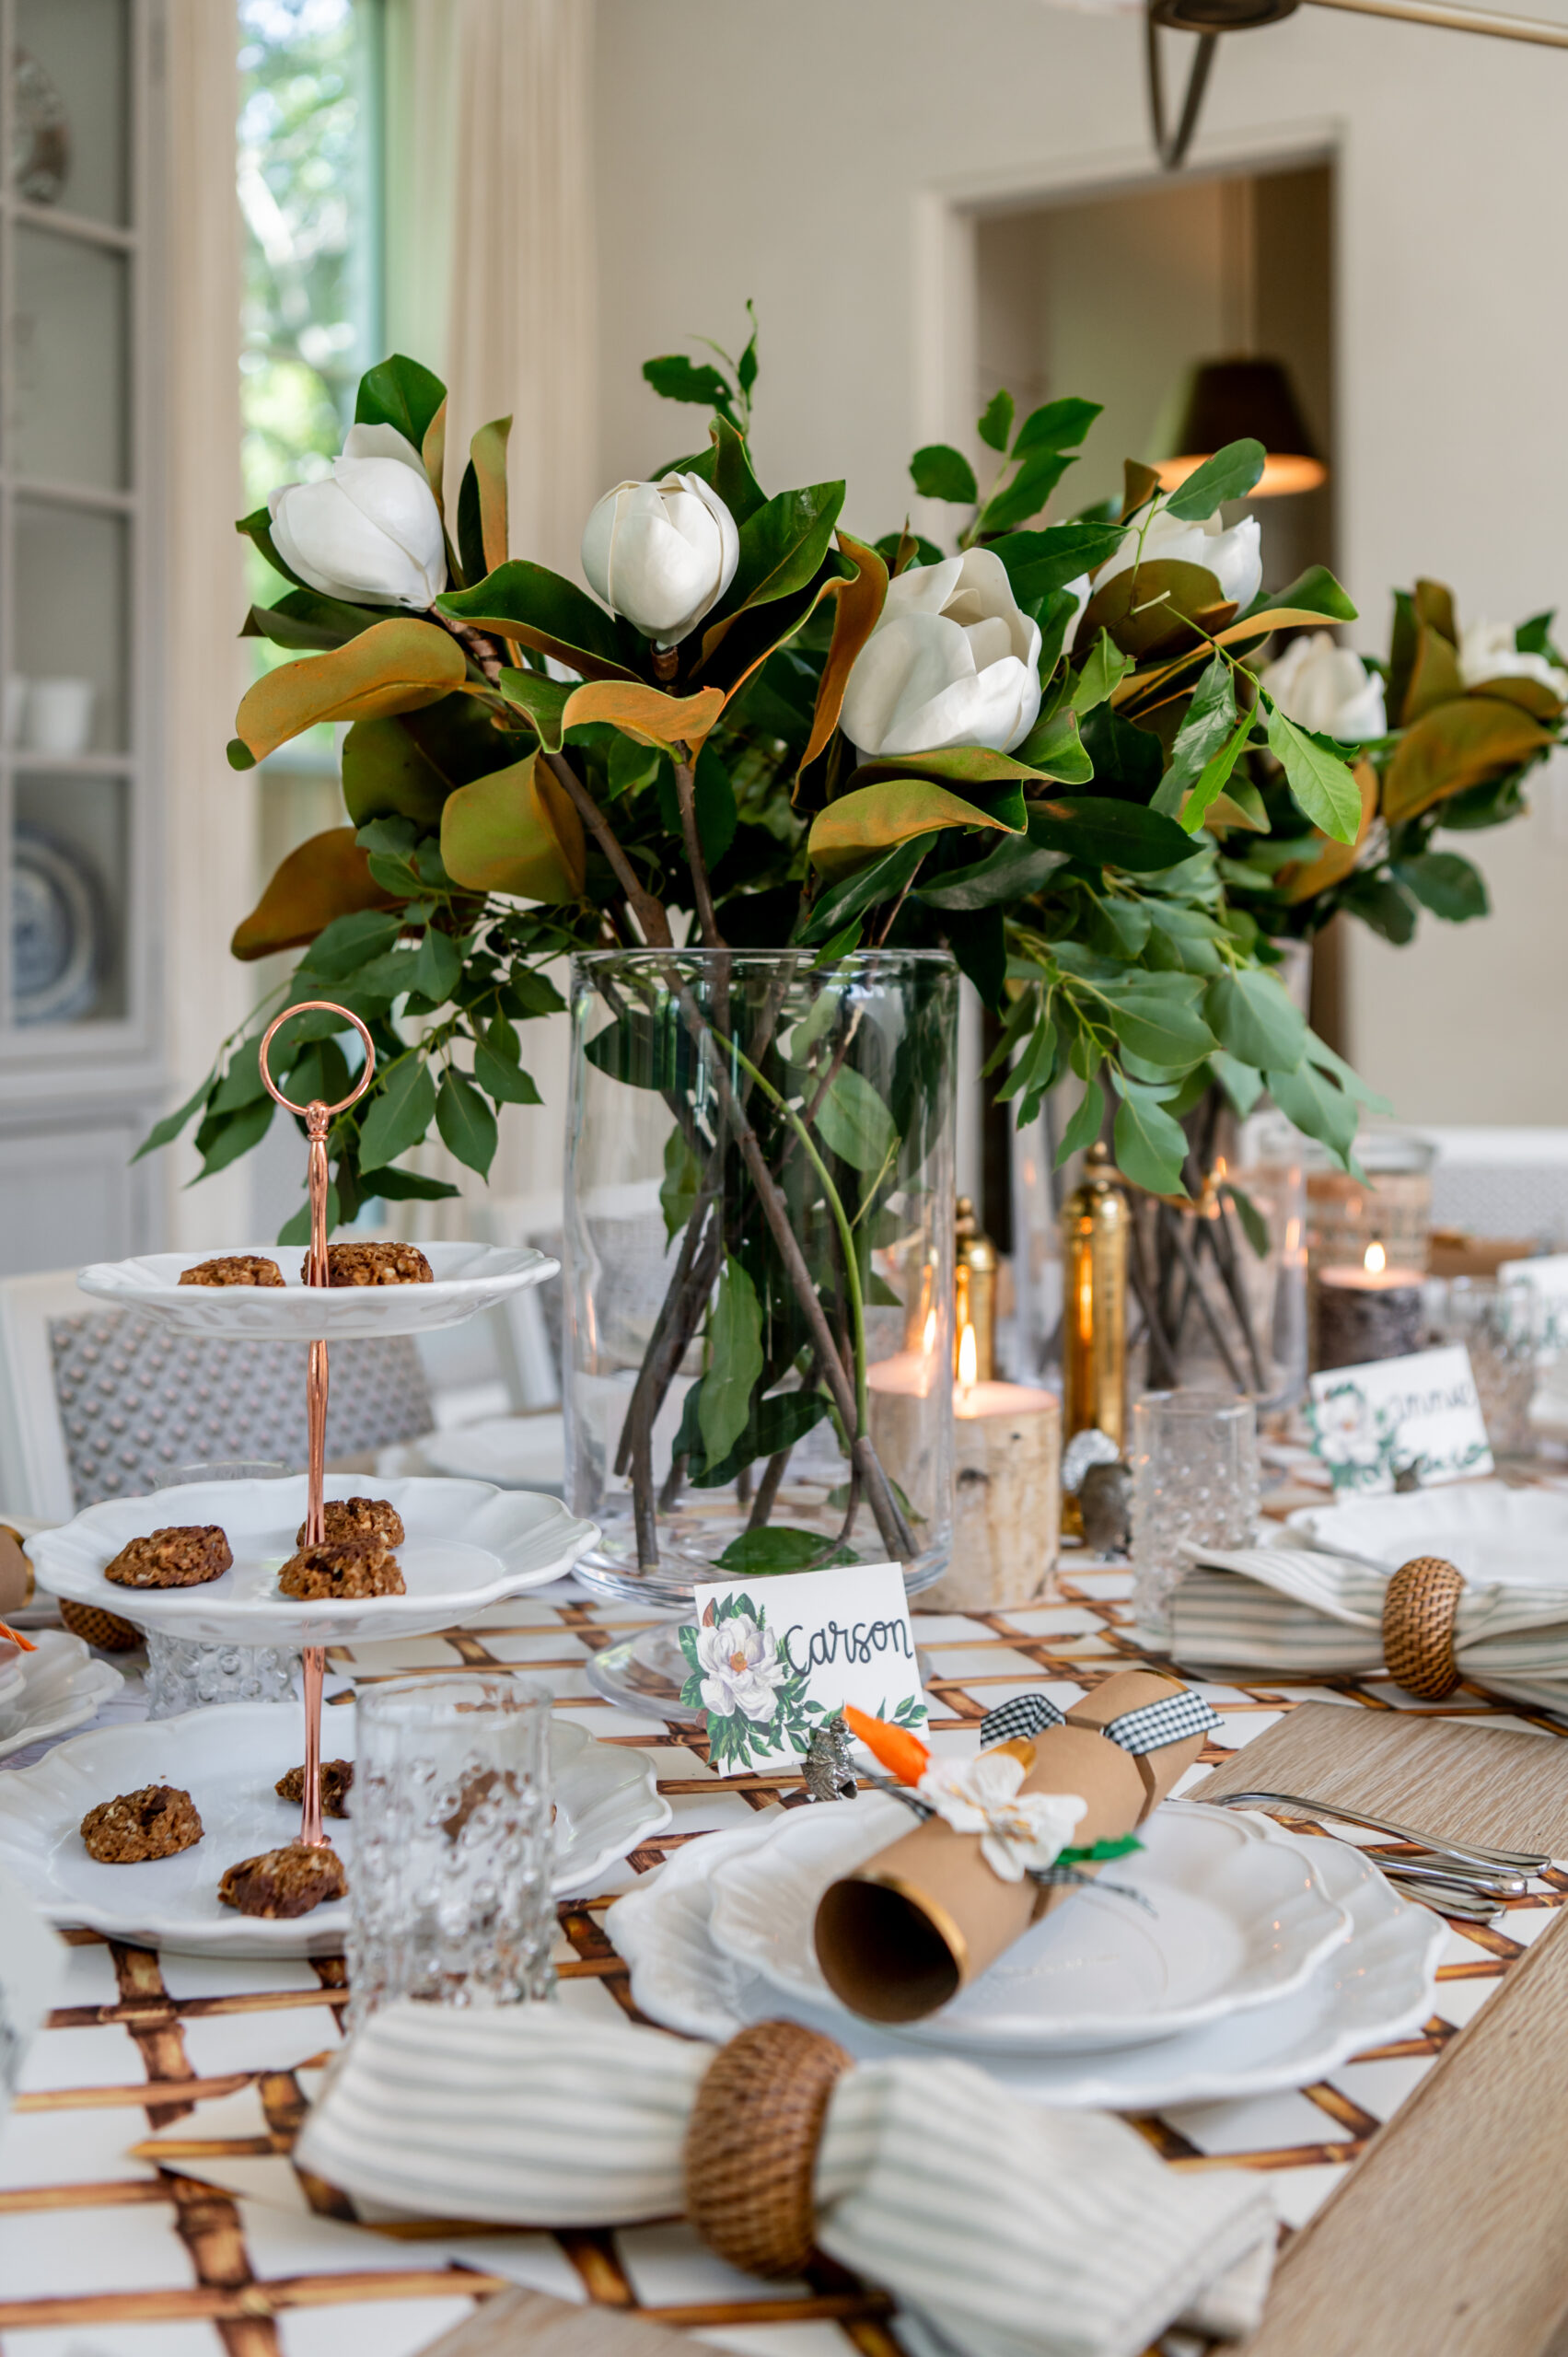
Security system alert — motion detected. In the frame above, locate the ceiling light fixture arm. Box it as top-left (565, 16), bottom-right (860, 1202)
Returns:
top-left (1145, 6), bottom-right (1219, 171)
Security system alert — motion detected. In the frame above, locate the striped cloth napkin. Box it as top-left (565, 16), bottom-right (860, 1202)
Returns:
top-left (297, 2002), bottom-right (1276, 2357)
top-left (1164, 1543), bottom-right (1568, 1711)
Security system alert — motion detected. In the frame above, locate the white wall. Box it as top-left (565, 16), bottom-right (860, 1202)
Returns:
top-left (592, 0), bottom-right (1568, 1124)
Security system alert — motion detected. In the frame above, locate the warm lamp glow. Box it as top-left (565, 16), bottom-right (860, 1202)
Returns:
top-left (922, 1309), bottom-right (937, 1355)
top-left (1156, 449), bottom-right (1327, 498)
top-left (1365, 1241), bottom-right (1387, 1275)
top-left (1152, 359), bottom-right (1328, 501)
top-left (958, 1320), bottom-right (978, 1393)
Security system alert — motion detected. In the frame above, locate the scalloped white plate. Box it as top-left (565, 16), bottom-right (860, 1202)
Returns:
top-left (0, 1631), bottom-right (123, 1761)
top-left (76, 1240), bottom-right (558, 1339)
top-left (608, 1813), bottom-right (1444, 2107)
top-left (707, 1794), bottom-right (1353, 2053)
top-left (0, 1702), bottom-right (671, 1956)
top-left (30, 1475), bottom-right (598, 1644)
top-left (1287, 1480), bottom-right (1568, 1586)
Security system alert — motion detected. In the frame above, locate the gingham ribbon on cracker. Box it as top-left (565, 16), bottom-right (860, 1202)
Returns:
top-left (980, 1689), bottom-right (1220, 1754)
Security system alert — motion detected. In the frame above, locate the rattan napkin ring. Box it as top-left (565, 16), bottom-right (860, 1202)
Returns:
top-left (1382, 1555), bottom-right (1465, 1700)
top-left (685, 2018), bottom-right (852, 2278)
top-left (58, 1598), bottom-right (141, 1652)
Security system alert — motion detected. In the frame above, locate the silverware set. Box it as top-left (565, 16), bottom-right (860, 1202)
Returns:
top-left (1206, 1788), bottom-right (1551, 1923)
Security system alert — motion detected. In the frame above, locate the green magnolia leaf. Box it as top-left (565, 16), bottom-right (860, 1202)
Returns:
top-left (980, 450), bottom-right (1077, 535)
top-left (341, 714), bottom-right (451, 830)
top-left (1098, 973), bottom-right (1217, 1070)
top-left (1152, 656), bottom-right (1237, 817)
top-left (1012, 706), bottom-right (1094, 784)
top-left (437, 563), bottom-right (637, 682)
top-left (798, 834), bottom-right (935, 945)
top-left (1163, 439), bottom-right (1265, 520)
top-left (360, 1165), bottom-right (460, 1202)
top-left (1267, 1057), bottom-right (1358, 1163)
top-left (1237, 564), bottom-right (1356, 627)
top-left (355, 354), bottom-right (447, 449)
top-left (473, 1039), bottom-right (541, 1105)
top-left (1265, 704), bottom-right (1363, 843)
top-left (1340, 873), bottom-right (1419, 946)
top-left (242, 587), bottom-right (373, 651)
top-left (643, 354), bottom-right (738, 421)
top-left (1112, 1074), bottom-right (1191, 1195)
top-left (978, 390), bottom-right (1015, 452)
top-left (192, 1096), bottom-right (274, 1182)
top-left (944, 907), bottom-right (1007, 1010)
top-left (1211, 1049), bottom-right (1265, 1120)
top-left (436, 1066), bottom-right (498, 1176)
top-left (1011, 397), bottom-right (1101, 458)
top-left (915, 832), bottom-right (1067, 911)
top-left (700, 1256), bottom-right (765, 1466)
top-left (1179, 709), bottom-right (1255, 834)
top-left (713, 482), bottom-right (847, 629)
top-left (693, 1389), bottom-right (833, 1492)
top-left (1026, 795), bottom-right (1193, 873)
top-left (807, 778), bottom-right (1022, 877)
top-left (815, 1065), bottom-right (898, 1172)
top-left (659, 1127), bottom-right (701, 1243)
top-left (1071, 632), bottom-right (1135, 717)
top-left (1205, 968), bottom-right (1307, 1072)
top-left (1392, 851), bottom-right (1489, 923)
top-left (498, 668), bottom-right (572, 751)
top-left (1074, 558), bottom-right (1234, 664)
top-left (910, 444), bottom-right (978, 505)
top-left (993, 523), bottom-right (1123, 614)
top-left (357, 1056), bottom-right (437, 1167)
top-left (715, 1525), bottom-right (854, 1573)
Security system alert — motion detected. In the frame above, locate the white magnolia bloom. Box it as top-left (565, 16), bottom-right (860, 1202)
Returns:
top-left (695, 1614), bottom-right (789, 1724)
top-left (581, 472), bottom-right (739, 645)
top-left (916, 1752), bottom-right (1088, 1884)
top-left (269, 423), bottom-right (447, 608)
top-left (1096, 499), bottom-right (1262, 615)
top-left (1260, 632), bottom-right (1387, 741)
top-left (1458, 619), bottom-right (1568, 701)
top-left (841, 548), bottom-right (1043, 757)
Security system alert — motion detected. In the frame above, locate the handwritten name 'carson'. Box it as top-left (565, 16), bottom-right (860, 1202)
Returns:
top-left (782, 1617), bottom-right (914, 1675)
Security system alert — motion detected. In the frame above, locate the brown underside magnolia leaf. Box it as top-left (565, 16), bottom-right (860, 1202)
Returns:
top-left (561, 679), bottom-right (726, 752)
top-left (422, 400), bottom-right (448, 522)
top-left (1113, 603), bottom-right (1373, 712)
top-left (470, 416), bottom-right (511, 577)
top-left (1414, 575), bottom-right (1458, 645)
top-left (1074, 560), bottom-right (1236, 663)
top-left (231, 619), bottom-right (467, 765)
top-left (796, 532), bottom-right (889, 781)
top-left (1381, 695), bottom-right (1554, 826)
top-left (807, 776), bottom-right (1024, 877)
top-left (1466, 673), bottom-right (1565, 723)
top-left (440, 751), bottom-right (587, 901)
top-left (1276, 760), bottom-right (1378, 902)
top-left (230, 828), bottom-right (406, 960)
top-left (1400, 619), bottom-right (1464, 725)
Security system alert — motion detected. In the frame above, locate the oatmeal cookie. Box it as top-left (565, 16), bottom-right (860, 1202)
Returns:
top-left (277, 1538), bottom-right (404, 1600)
top-left (105, 1526), bottom-right (233, 1590)
top-left (274, 1759), bottom-right (354, 1817)
top-left (294, 1497), bottom-right (404, 1550)
top-left (81, 1784), bottom-right (203, 1863)
top-left (325, 1241), bottom-right (433, 1286)
top-left (178, 1255), bottom-right (285, 1287)
top-left (218, 1843), bottom-right (347, 1918)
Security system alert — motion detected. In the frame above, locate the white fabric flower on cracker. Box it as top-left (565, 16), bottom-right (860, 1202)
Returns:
top-left (916, 1751), bottom-right (1087, 1882)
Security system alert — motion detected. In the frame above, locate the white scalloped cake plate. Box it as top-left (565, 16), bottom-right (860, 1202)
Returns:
top-left (75, 1240), bottom-right (558, 1339)
top-left (706, 1794), bottom-right (1353, 2053)
top-left (0, 1631), bottom-right (123, 1761)
top-left (608, 1812), bottom-right (1443, 2107)
top-left (30, 1475), bottom-right (598, 1643)
top-left (0, 1702), bottom-right (671, 1956)
top-left (1287, 1480), bottom-right (1568, 1586)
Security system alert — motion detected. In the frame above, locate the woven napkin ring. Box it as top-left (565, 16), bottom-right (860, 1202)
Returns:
top-left (1382, 1555), bottom-right (1465, 1700)
top-left (685, 2019), bottom-right (852, 2279)
top-left (980, 1689), bottom-right (1221, 1754)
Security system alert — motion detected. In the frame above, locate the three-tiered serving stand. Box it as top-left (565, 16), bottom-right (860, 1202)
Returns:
top-left (37, 998), bottom-right (597, 1859)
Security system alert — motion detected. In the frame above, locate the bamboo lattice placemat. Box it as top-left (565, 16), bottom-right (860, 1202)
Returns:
top-left (4, 1560), bottom-right (1568, 2357)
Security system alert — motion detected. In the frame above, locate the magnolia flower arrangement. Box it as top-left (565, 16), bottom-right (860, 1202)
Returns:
top-left (156, 335), bottom-right (1562, 1230)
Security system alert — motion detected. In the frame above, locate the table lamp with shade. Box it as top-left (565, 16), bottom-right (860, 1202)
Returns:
top-left (1152, 358), bottom-right (1327, 499)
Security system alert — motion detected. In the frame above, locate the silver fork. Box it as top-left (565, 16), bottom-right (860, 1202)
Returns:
top-left (1205, 1788), bottom-right (1551, 1876)
top-left (1384, 1874), bottom-right (1507, 1925)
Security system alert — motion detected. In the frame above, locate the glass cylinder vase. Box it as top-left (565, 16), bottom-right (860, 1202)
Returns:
top-left (564, 947), bottom-right (958, 1606)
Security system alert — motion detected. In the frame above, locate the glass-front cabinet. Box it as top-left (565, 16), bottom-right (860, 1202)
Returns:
top-left (0, 0), bottom-right (158, 1268)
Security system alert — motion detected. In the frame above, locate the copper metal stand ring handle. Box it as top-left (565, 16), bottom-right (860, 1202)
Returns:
top-left (257, 1000), bottom-right (377, 1120)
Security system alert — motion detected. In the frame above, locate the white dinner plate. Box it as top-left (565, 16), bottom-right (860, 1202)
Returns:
top-left (76, 1240), bottom-right (558, 1340)
top-left (608, 1813), bottom-right (1444, 2108)
top-left (0, 1701), bottom-right (671, 1956)
top-left (706, 1794), bottom-right (1352, 2053)
top-left (0, 1631), bottom-right (123, 1761)
top-left (30, 1474), bottom-right (598, 1644)
top-left (1288, 1480), bottom-right (1568, 1587)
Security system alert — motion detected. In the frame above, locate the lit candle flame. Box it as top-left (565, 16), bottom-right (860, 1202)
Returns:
top-left (1365, 1241), bottom-right (1386, 1275)
top-left (922, 1309), bottom-right (937, 1355)
top-left (958, 1319), bottom-right (978, 1393)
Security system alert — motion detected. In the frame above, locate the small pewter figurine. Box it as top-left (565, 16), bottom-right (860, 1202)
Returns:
top-left (803, 1712), bottom-right (858, 1803)
top-left (1079, 1458), bottom-right (1133, 1557)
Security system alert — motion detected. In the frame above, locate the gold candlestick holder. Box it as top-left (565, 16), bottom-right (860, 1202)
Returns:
top-left (954, 1196), bottom-right (998, 1381)
top-left (258, 998), bottom-right (376, 1850)
top-left (1061, 1141), bottom-right (1129, 1537)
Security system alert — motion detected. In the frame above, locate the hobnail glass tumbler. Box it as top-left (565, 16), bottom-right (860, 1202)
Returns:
top-left (1131, 1390), bottom-right (1260, 1640)
top-left (346, 1674), bottom-right (555, 2029)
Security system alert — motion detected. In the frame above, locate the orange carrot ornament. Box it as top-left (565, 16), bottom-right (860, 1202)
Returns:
top-left (0, 1620), bottom-right (36, 1653)
top-left (843, 1705), bottom-right (929, 1787)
